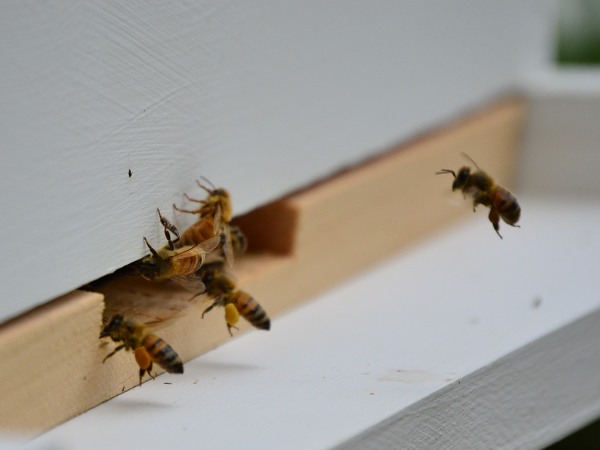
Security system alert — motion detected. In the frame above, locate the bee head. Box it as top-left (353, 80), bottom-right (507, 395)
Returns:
top-left (100, 314), bottom-right (124, 338)
top-left (215, 189), bottom-right (233, 222)
top-left (202, 271), bottom-right (214, 286)
top-left (452, 167), bottom-right (471, 190)
top-left (213, 188), bottom-right (230, 199)
top-left (137, 257), bottom-right (159, 280)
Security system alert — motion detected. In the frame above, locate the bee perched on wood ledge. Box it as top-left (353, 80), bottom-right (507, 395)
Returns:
top-left (100, 314), bottom-right (184, 386)
top-left (126, 209), bottom-right (220, 293)
top-left (174, 178), bottom-right (246, 267)
top-left (437, 154), bottom-right (520, 239)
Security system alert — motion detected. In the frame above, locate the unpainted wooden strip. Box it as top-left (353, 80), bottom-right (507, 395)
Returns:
top-left (0, 290), bottom-right (105, 433)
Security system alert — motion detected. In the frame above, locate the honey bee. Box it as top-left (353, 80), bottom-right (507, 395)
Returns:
top-left (100, 314), bottom-right (183, 386)
top-left (129, 210), bottom-right (220, 292)
top-left (198, 260), bottom-right (270, 336)
top-left (229, 225), bottom-right (248, 256)
top-left (176, 216), bottom-right (248, 262)
top-left (437, 154), bottom-right (520, 238)
top-left (173, 179), bottom-right (237, 267)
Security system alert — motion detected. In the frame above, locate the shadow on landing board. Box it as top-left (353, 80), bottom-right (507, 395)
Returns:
top-left (545, 417), bottom-right (600, 449)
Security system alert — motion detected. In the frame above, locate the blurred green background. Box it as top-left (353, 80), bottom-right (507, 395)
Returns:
top-left (557, 0), bottom-right (600, 63)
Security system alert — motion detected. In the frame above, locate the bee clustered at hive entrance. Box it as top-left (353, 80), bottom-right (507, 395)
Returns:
top-left (98, 181), bottom-right (272, 386)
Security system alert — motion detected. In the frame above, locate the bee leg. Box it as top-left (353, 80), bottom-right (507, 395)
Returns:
top-left (472, 194), bottom-right (487, 212)
top-left (488, 208), bottom-right (503, 239)
top-left (183, 193), bottom-right (206, 204)
top-left (157, 209), bottom-right (180, 250)
top-left (139, 368), bottom-right (145, 387)
top-left (227, 324), bottom-right (239, 337)
top-left (201, 304), bottom-right (216, 318)
top-left (102, 344), bottom-right (126, 363)
top-left (147, 361), bottom-right (155, 381)
top-left (164, 229), bottom-right (175, 250)
top-left (201, 298), bottom-right (224, 318)
top-left (173, 203), bottom-right (202, 215)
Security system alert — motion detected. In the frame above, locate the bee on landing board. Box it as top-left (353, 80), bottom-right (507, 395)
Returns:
top-left (436, 154), bottom-right (520, 238)
top-left (128, 210), bottom-right (220, 293)
top-left (100, 314), bottom-right (183, 386)
top-left (197, 259), bottom-right (270, 336)
top-left (173, 178), bottom-right (243, 267)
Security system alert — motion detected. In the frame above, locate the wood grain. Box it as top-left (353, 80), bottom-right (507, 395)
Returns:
top-left (0, 290), bottom-right (105, 433)
top-left (0, 98), bottom-right (525, 435)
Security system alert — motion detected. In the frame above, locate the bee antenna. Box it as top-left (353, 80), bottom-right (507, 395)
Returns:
top-left (200, 176), bottom-right (216, 190)
top-left (436, 169), bottom-right (456, 178)
top-left (460, 152), bottom-right (481, 171)
top-left (143, 237), bottom-right (159, 258)
top-left (196, 180), bottom-right (214, 194)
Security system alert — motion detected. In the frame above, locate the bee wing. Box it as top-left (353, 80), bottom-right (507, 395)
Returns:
top-left (223, 223), bottom-right (234, 268)
top-left (464, 186), bottom-right (482, 199)
top-left (171, 274), bottom-right (206, 293)
top-left (197, 235), bottom-right (221, 254)
top-left (213, 203), bottom-right (222, 234)
top-left (170, 236), bottom-right (221, 260)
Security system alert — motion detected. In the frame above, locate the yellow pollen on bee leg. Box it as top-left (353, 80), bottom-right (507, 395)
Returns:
top-left (225, 304), bottom-right (240, 327)
top-left (134, 347), bottom-right (152, 370)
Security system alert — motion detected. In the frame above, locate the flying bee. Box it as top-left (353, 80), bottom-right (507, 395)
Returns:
top-left (198, 260), bottom-right (270, 336)
top-left (128, 210), bottom-right (220, 292)
top-left (173, 178), bottom-right (237, 267)
top-left (100, 314), bottom-right (184, 386)
top-left (437, 154), bottom-right (520, 238)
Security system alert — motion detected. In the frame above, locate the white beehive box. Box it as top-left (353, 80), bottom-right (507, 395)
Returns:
top-left (6, 2), bottom-right (600, 450)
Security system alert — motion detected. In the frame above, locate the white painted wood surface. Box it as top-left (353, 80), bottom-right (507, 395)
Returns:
top-left (22, 194), bottom-right (600, 450)
top-left (520, 68), bottom-right (600, 196)
top-left (0, 1), bottom-right (552, 322)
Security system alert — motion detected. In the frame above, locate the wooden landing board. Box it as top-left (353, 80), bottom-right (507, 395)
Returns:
top-left (0, 97), bottom-right (525, 436)
top-left (0, 291), bottom-right (105, 434)
top-left (30, 195), bottom-right (600, 450)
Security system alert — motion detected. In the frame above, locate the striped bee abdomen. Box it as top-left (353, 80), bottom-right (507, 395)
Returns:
top-left (177, 254), bottom-right (204, 275)
top-left (492, 186), bottom-right (520, 224)
top-left (143, 334), bottom-right (184, 374)
top-left (232, 292), bottom-right (271, 331)
top-left (179, 218), bottom-right (216, 247)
